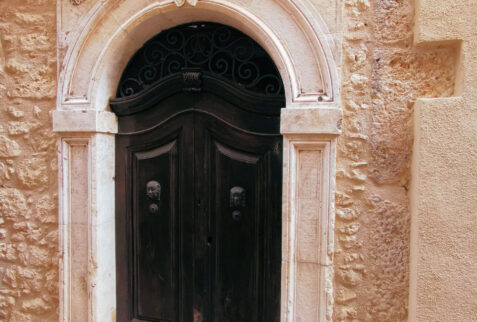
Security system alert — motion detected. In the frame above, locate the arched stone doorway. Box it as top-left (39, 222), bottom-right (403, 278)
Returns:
top-left (53, 1), bottom-right (341, 321)
top-left (112, 22), bottom-right (285, 321)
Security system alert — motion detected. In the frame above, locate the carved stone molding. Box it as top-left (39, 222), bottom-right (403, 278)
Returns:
top-left (59, 137), bottom-right (90, 322)
top-left (58, 0), bottom-right (339, 109)
top-left (174, 0), bottom-right (198, 7)
top-left (70, 0), bottom-right (85, 6)
top-left (281, 135), bottom-right (336, 322)
top-left (57, 134), bottom-right (116, 322)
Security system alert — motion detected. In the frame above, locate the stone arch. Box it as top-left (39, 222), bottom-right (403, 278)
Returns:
top-left (54, 1), bottom-right (341, 321)
top-left (59, 0), bottom-right (339, 110)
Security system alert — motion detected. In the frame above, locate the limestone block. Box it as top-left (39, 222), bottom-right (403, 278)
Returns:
top-left (21, 298), bottom-right (51, 315)
top-left (7, 121), bottom-right (40, 136)
top-left (414, 0), bottom-right (476, 42)
top-left (15, 158), bottom-right (48, 189)
top-left (27, 245), bottom-right (52, 267)
top-left (19, 34), bottom-right (51, 52)
top-left (35, 195), bottom-right (57, 224)
top-left (281, 107), bottom-right (342, 135)
top-left (0, 188), bottom-right (28, 221)
top-left (0, 38), bottom-right (4, 72)
top-left (0, 135), bottom-right (21, 157)
top-left (335, 287), bottom-right (357, 304)
top-left (6, 106), bottom-right (25, 118)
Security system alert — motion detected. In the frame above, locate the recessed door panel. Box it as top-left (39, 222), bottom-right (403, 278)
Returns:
top-left (211, 141), bottom-right (261, 321)
top-left (133, 141), bottom-right (178, 321)
top-left (117, 114), bottom-right (196, 322)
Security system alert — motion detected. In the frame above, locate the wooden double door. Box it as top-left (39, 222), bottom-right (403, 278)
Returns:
top-left (113, 76), bottom-right (283, 322)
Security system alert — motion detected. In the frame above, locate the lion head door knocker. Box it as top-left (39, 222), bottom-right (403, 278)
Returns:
top-left (146, 180), bottom-right (161, 214)
top-left (230, 186), bottom-right (246, 221)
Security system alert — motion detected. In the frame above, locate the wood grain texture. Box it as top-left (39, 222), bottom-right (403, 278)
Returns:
top-left (115, 74), bottom-right (283, 321)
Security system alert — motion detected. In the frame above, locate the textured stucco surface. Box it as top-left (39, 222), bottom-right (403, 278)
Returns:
top-left (410, 0), bottom-right (477, 320)
top-left (334, 0), bottom-right (457, 320)
top-left (0, 0), bottom-right (58, 321)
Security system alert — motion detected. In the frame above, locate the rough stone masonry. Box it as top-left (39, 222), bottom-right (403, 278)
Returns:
top-left (0, 0), bottom-right (460, 321)
top-left (0, 0), bottom-right (58, 320)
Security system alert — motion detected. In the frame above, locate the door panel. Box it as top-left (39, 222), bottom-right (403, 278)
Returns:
top-left (116, 92), bottom-right (282, 322)
top-left (133, 141), bottom-right (178, 320)
top-left (117, 114), bottom-right (196, 322)
top-left (211, 141), bottom-right (261, 322)
top-left (195, 111), bottom-right (282, 322)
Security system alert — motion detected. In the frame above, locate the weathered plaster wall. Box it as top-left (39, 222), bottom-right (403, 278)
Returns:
top-left (0, 0), bottom-right (58, 321)
top-left (410, 0), bottom-right (477, 320)
top-left (335, 0), bottom-right (457, 320)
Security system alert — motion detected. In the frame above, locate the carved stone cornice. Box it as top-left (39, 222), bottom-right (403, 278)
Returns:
top-left (175, 0), bottom-right (198, 7)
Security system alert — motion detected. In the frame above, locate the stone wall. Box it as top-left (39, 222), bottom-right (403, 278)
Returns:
top-left (0, 0), bottom-right (58, 321)
top-left (0, 0), bottom-right (467, 321)
top-left (334, 0), bottom-right (457, 320)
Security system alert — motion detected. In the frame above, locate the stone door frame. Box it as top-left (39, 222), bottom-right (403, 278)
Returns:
top-left (53, 1), bottom-right (341, 321)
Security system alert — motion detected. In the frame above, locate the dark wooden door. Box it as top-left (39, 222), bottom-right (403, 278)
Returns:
top-left (113, 73), bottom-right (283, 322)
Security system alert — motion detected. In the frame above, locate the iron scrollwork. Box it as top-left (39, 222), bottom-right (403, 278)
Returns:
top-left (117, 22), bottom-right (284, 98)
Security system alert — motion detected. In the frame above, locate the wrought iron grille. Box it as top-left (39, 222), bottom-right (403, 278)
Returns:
top-left (116, 22), bottom-right (285, 98)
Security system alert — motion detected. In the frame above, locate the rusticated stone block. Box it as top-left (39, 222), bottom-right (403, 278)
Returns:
top-left (21, 297), bottom-right (51, 315)
top-left (0, 135), bottom-right (21, 157)
top-left (7, 121), bottom-right (40, 136)
top-left (27, 245), bottom-right (51, 267)
top-left (15, 158), bottom-right (48, 189)
top-left (0, 38), bottom-right (4, 72)
top-left (0, 189), bottom-right (28, 221)
top-left (10, 311), bottom-right (33, 322)
top-left (336, 207), bottom-right (359, 221)
top-left (335, 287), bottom-right (357, 304)
top-left (35, 195), bottom-right (57, 224)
